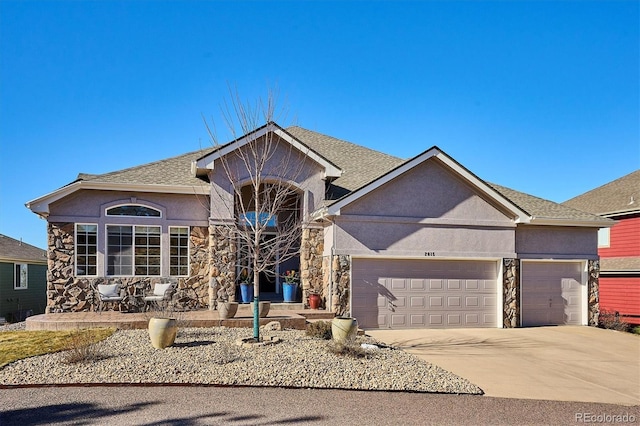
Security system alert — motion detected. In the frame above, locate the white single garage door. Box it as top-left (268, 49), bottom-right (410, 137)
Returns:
top-left (351, 259), bottom-right (498, 329)
top-left (521, 261), bottom-right (584, 327)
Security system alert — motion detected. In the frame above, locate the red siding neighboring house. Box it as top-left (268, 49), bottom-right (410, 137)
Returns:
top-left (564, 170), bottom-right (640, 325)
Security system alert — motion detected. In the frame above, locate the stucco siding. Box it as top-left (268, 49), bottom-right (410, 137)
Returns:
top-left (341, 158), bottom-right (514, 224)
top-left (333, 218), bottom-right (515, 258)
top-left (516, 226), bottom-right (598, 259)
top-left (49, 190), bottom-right (210, 223)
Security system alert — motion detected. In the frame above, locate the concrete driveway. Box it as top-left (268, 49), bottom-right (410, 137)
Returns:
top-left (367, 326), bottom-right (640, 406)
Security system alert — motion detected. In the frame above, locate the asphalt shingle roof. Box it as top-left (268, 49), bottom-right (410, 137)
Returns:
top-left (285, 126), bottom-right (405, 199)
top-left (77, 149), bottom-right (210, 187)
top-left (0, 234), bottom-right (47, 263)
top-left (69, 125), bottom-right (606, 224)
top-left (600, 257), bottom-right (640, 273)
top-left (487, 183), bottom-right (607, 222)
top-left (563, 170), bottom-right (640, 216)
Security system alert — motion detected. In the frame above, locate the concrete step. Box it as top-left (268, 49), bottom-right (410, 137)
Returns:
top-left (236, 302), bottom-right (304, 312)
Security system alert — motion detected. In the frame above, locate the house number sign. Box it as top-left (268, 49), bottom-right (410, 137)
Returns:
top-left (424, 252), bottom-right (436, 257)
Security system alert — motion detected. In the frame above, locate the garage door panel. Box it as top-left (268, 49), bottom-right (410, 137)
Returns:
top-left (521, 261), bottom-right (583, 327)
top-left (352, 259), bottom-right (498, 329)
top-left (431, 279), bottom-right (444, 290)
top-left (410, 314), bottom-right (425, 326)
top-left (410, 279), bottom-right (425, 290)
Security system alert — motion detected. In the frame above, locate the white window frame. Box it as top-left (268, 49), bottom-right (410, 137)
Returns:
top-left (75, 223), bottom-right (98, 276)
top-left (14, 263), bottom-right (28, 289)
top-left (106, 224), bottom-right (162, 277)
top-left (597, 227), bottom-right (610, 248)
top-left (169, 226), bottom-right (190, 277)
top-left (106, 204), bottom-right (162, 218)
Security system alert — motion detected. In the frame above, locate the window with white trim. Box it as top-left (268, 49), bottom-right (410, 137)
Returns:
top-left (76, 224), bottom-right (97, 276)
top-left (106, 205), bottom-right (161, 217)
top-left (14, 264), bottom-right (28, 289)
top-left (598, 227), bottom-right (610, 248)
top-left (107, 225), bottom-right (161, 276)
top-left (170, 227), bottom-right (189, 276)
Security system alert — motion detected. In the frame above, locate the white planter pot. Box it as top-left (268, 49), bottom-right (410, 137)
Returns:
top-left (332, 317), bottom-right (358, 344)
top-left (148, 317), bottom-right (177, 349)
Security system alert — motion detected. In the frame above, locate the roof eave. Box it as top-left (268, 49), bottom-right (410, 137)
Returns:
top-left (528, 217), bottom-right (615, 228)
top-left (600, 207), bottom-right (640, 218)
top-left (26, 181), bottom-right (210, 218)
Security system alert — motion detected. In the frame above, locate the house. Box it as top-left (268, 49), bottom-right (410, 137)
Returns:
top-left (563, 170), bottom-right (640, 325)
top-left (0, 234), bottom-right (47, 322)
top-left (26, 123), bottom-right (612, 329)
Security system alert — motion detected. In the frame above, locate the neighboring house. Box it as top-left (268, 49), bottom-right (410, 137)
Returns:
top-left (26, 123), bottom-right (612, 329)
top-left (563, 170), bottom-right (640, 326)
top-left (0, 234), bottom-right (47, 322)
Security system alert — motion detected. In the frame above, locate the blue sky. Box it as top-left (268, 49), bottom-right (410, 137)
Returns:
top-left (1, 1), bottom-right (638, 249)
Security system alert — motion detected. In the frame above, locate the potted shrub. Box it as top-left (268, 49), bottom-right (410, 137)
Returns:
top-left (282, 269), bottom-right (300, 303)
top-left (238, 268), bottom-right (253, 304)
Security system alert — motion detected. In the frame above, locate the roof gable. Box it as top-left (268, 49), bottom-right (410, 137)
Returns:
top-left (325, 146), bottom-right (530, 222)
top-left (339, 156), bottom-right (517, 225)
top-left (193, 122), bottom-right (342, 180)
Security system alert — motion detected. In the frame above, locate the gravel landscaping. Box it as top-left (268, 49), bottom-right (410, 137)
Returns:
top-left (0, 324), bottom-right (483, 395)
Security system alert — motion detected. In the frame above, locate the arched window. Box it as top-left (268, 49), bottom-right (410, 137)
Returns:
top-left (106, 205), bottom-right (161, 217)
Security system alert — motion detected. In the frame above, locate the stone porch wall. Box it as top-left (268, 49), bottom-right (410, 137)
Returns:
top-left (46, 222), bottom-right (209, 313)
top-left (502, 258), bottom-right (520, 328)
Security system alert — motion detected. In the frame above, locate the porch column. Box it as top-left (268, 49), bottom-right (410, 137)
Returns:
top-left (300, 226), bottom-right (324, 307)
top-left (588, 259), bottom-right (600, 327)
top-left (503, 258), bottom-right (520, 328)
top-left (208, 224), bottom-right (236, 309)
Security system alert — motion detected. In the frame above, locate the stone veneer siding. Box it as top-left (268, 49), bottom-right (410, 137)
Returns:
top-left (207, 225), bottom-right (236, 309)
top-left (502, 258), bottom-right (520, 328)
top-left (300, 227), bottom-right (324, 308)
top-left (588, 259), bottom-right (599, 327)
top-left (327, 254), bottom-right (350, 316)
top-left (46, 222), bottom-right (210, 313)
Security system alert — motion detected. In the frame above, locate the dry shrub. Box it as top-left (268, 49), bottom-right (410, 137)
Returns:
top-left (62, 329), bottom-right (109, 364)
top-left (212, 342), bottom-right (241, 365)
top-left (598, 309), bottom-right (629, 332)
top-left (327, 339), bottom-right (369, 359)
top-left (306, 321), bottom-right (332, 340)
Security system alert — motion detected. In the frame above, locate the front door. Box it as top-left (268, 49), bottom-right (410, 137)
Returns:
top-left (237, 231), bottom-right (278, 297)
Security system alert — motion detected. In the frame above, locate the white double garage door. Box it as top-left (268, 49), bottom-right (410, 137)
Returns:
top-left (351, 258), bottom-right (585, 329)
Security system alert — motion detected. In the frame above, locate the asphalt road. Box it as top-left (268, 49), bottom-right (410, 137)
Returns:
top-left (1, 386), bottom-right (638, 425)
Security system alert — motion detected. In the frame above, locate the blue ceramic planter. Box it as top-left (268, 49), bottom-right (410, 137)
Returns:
top-left (240, 283), bottom-right (253, 303)
top-left (283, 283), bottom-right (298, 302)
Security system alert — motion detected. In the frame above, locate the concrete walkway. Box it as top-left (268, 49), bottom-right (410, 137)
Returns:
top-left (367, 326), bottom-right (640, 406)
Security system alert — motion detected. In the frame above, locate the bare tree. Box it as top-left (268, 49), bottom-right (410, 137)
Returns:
top-left (204, 90), bottom-right (311, 341)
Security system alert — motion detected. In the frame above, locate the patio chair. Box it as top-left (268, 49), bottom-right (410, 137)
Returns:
top-left (97, 282), bottom-right (124, 313)
top-left (144, 280), bottom-right (176, 312)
